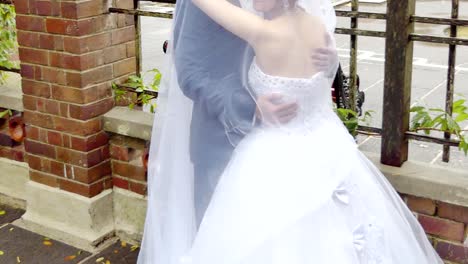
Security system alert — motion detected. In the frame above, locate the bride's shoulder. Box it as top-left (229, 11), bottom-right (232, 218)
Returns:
top-left (253, 11), bottom-right (326, 48)
top-left (301, 13), bottom-right (327, 32)
top-left (253, 17), bottom-right (291, 45)
top-left (299, 14), bottom-right (327, 43)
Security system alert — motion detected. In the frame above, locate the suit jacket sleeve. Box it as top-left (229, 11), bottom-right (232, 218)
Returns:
top-left (173, 2), bottom-right (256, 144)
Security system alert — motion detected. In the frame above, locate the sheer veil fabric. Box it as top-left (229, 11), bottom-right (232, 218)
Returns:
top-left (137, 0), bottom-right (443, 263)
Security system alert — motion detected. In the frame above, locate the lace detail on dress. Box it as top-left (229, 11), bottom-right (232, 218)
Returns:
top-left (248, 59), bottom-right (339, 131)
top-left (248, 60), bottom-right (323, 91)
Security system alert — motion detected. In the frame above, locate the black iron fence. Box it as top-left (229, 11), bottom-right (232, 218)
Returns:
top-left (337, 0), bottom-right (467, 165)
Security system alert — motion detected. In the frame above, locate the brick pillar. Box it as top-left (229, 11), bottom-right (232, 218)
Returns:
top-left (12, 0), bottom-right (136, 249)
top-left (13, 0), bottom-right (135, 197)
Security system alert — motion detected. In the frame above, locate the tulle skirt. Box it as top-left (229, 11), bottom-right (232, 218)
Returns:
top-left (184, 119), bottom-right (443, 264)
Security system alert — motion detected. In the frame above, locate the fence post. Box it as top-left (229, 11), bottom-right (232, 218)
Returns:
top-left (381, 0), bottom-right (416, 166)
top-left (348, 0), bottom-right (359, 113)
top-left (442, 0), bottom-right (459, 162)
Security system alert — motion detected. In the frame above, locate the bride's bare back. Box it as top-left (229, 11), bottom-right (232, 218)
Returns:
top-left (191, 0), bottom-right (328, 79)
top-left (253, 10), bottom-right (327, 78)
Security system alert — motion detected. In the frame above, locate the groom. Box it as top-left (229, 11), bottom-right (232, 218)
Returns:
top-left (173, 0), bottom-right (335, 226)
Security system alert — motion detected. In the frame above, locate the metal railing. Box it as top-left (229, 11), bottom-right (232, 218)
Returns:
top-left (336, 0), bottom-right (467, 165)
top-left (109, 0), bottom-right (176, 76)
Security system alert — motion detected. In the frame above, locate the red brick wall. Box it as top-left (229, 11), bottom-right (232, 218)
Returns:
top-left (403, 194), bottom-right (468, 263)
top-left (13, 0), bottom-right (136, 198)
top-left (109, 135), bottom-right (147, 195)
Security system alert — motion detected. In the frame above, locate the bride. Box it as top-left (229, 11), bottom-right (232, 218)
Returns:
top-left (137, 0), bottom-right (443, 263)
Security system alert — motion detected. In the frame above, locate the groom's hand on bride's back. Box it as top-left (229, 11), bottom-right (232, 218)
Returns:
top-left (311, 47), bottom-right (335, 71)
top-left (255, 94), bottom-right (298, 125)
top-left (311, 33), bottom-right (338, 76)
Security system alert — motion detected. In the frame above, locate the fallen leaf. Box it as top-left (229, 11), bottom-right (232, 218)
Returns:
top-left (77, 250), bottom-right (82, 255)
top-left (113, 250), bottom-right (119, 254)
top-left (0, 250), bottom-right (4, 255)
top-left (96, 257), bottom-right (104, 262)
top-left (43, 241), bottom-right (53, 246)
top-left (9, 228), bottom-right (14, 232)
top-left (0, 210), bottom-right (5, 216)
top-left (64, 255), bottom-right (76, 261)
top-left (43, 237), bottom-right (50, 241)
top-left (120, 241), bottom-right (127, 247)
top-left (106, 261), bottom-right (111, 264)
top-left (130, 245), bottom-right (139, 252)
top-left (16, 256), bottom-right (20, 263)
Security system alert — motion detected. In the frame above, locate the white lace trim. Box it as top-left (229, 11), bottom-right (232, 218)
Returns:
top-left (248, 59), bottom-right (338, 131)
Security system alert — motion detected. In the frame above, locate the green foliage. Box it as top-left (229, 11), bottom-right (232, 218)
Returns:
top-left (0, 4), bottom-right (18, 83)
top-left (334, 107), bottom-right (373, 136)
top-left (112, 69), bottom-right (161, 113)
top-left (410, 97), bottom-right (468, 155)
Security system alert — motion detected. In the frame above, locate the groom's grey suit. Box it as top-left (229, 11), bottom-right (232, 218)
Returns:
top-left (173, 0), bottom-right (256, 225)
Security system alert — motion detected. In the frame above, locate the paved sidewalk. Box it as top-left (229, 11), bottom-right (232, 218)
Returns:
top-left (0, 204), bottom-right (140, 264)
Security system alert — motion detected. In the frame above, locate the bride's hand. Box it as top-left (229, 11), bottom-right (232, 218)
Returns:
top-left (255, 93), bottom-right (298, 125)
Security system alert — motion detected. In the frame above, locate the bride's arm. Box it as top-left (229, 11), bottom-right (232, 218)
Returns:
top-left (191, 0), bottom-right (268, 44)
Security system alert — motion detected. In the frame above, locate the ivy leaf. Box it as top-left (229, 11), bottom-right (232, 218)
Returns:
top-left (453, 98), bottom-right (466, 107)
top-left (128, 75), bottom-right (141, 84)
top-left (428, 108), bottom-right (445, 112)
top-left (0, 4), bottom-right (17, 85)
top-left (110, 68), bottom-right (161, 113)
top-left (410, 106), bottom-right (424, 112)
top-left (151, 69), bottom-right (162, 86)
top-left (431, 114), bottom-right (445, 128)
top-left (455, 113), bottom-right (468, 122)
top-left (410, 111), bottom-right (429, 130)
top-left (446, 116), bottom-right (460, 133)
top-left (459, 137), bottom-right (468, 155)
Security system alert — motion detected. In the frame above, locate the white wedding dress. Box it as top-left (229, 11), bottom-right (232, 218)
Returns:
top-left (183, 59), bottom-right (443, 264)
